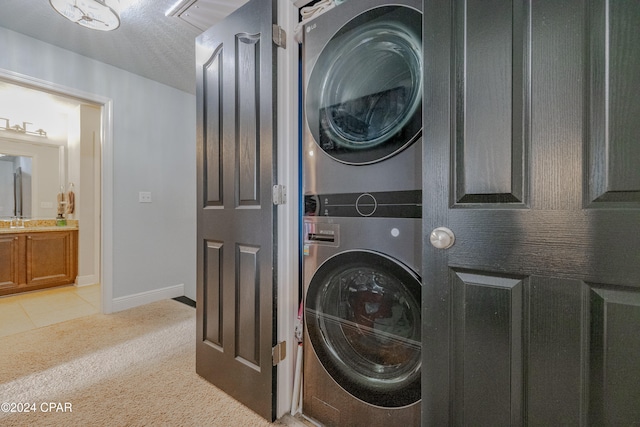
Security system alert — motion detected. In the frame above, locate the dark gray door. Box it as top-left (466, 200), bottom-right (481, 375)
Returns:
top-left (195, 0), bottom-right (277, 421)
top-left (423, 1), bottom-right (640, 425)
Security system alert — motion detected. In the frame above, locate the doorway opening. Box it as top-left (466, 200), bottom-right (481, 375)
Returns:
top-left (0, 69), bottom-right (113, 315)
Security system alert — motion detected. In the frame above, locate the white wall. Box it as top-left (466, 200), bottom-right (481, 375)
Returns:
top-left (68, 104), bottom-right (102, 287)
top-left (0, 26), bottom-right (197, 302)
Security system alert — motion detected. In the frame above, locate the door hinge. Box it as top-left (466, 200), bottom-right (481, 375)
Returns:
top-left (272, 341), bottom-right (286, 366)
top-left (273, 185), bottom-right (287, 205)
top-left (273, 24), bottom-right (287, 49)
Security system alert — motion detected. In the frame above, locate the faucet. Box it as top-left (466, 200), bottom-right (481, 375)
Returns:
top-left (10, 216), bottom-right (24, 228)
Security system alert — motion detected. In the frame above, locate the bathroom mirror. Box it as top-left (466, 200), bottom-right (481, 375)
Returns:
top-left (0, 154), bottom-right (32, 218)
top-left (0, 141), bottom-right (64, 219)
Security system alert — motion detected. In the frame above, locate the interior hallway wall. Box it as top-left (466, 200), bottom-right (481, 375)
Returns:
top-left (67, 104), bottom-right (101, 286)
top-left (0, 26), bottom-right (198, 303)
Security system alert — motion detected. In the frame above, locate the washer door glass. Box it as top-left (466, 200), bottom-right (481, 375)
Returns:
top-left (305, 250), bottom-right (421, 407)
top-left (305, 6), bottom-right (422, 165)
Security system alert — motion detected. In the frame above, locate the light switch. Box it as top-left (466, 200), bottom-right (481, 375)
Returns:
top-left (139, 191), bottom-right (152, 203)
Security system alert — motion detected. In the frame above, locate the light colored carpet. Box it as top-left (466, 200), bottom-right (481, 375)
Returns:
top-left (0, 299), bottom-right (293, 427)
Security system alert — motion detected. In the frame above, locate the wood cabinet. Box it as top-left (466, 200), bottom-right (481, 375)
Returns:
top-left (0, 230), bottom-right (78, 297)
top-left (0, 235), bottom-right (20, 290)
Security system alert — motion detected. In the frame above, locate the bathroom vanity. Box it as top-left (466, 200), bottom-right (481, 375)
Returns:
top-left (0, 220), bottom-right (78, 296)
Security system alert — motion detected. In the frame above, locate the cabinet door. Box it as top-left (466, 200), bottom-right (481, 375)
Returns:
top-left (26, 231), bottom-right (77, 287)
top-left (0, 235), bottom-right (20, 289)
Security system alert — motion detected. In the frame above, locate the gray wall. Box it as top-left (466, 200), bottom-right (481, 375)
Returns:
top-left (0, 26), bottom-right (197, 301)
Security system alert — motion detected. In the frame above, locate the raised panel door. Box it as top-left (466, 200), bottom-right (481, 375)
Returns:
top-left (423, 1), bottom-right (640, 425)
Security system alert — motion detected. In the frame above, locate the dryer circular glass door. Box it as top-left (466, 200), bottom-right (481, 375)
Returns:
top-left (305, 250), bottom-right (421, 407)
top-left (305, 6), bottom-right (422, 165)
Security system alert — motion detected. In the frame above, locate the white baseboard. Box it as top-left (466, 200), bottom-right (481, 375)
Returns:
top-left (111, 284), bottom-right (185, 313)
top-left (76, 274), bottom-right (99, 287)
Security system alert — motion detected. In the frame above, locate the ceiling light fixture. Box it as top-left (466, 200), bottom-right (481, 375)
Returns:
top-left (49, 0), bottom-right (121, 31)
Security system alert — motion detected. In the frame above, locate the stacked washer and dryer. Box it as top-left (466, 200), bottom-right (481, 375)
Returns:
top-left (301, 1), bottom-right (423, 426)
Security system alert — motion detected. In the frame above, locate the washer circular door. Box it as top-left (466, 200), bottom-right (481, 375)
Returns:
top-left (305, 5), bottom-right (423, 165)
top-left (305, 250), bottom-right (421, 407)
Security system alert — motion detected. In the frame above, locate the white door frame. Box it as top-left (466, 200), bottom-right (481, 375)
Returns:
top-left (276, 0), bottom-right (300, 418)
top-left (0, 68), bottom-right (114, 314)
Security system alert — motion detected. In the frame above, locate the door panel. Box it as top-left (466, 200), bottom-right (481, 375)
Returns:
top-left (204, 240), bottom-right (223, 346)
top-left (453, 0), bottom-right (527, 204)
top-left (589, 287), bottom-right (640, 424)
top-left (451, 272), bottom-right (524, 426)
top-left (587, 0), bottom-right (640, 204)
top-left (196, 0), bottom-right (277, 421)
top-left (237, 244), bottom-right (260, 366)
top-left (237, 33), bottom-right (261, 204)
top-left (203, 49), bottom-right (223, 206)
top-left (423, 0), bottom-right (640, 425)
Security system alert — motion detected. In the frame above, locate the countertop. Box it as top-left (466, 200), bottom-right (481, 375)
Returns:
top-left (0, 219), bottom-right (79, 235)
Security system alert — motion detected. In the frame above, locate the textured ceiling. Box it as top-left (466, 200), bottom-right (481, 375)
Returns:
top-left (0, 0), bottom-right (249, 94)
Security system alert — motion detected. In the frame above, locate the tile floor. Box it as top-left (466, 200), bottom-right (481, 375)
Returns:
top-left (0, 284), bottom-right (101, 338)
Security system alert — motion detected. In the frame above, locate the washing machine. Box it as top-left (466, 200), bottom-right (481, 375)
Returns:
top-left (302, 0), bottom-right (423, 196)
top-left (302, 214), bottom-right (422, 426)
top-left (301, 1), bottom-right (423, 425)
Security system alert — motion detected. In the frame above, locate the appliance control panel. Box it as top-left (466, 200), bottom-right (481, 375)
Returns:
top-left (304, 190), bottom-right (421, 218)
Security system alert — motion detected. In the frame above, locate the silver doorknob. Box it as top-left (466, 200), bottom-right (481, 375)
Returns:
top-left (430, 227), bottom-right (455, 249)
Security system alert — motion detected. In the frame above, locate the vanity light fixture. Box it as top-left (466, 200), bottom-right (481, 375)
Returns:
top-left (49, 0), bottom-right (121, 31)
top-left (0, 118), bottom-right (47, 137)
